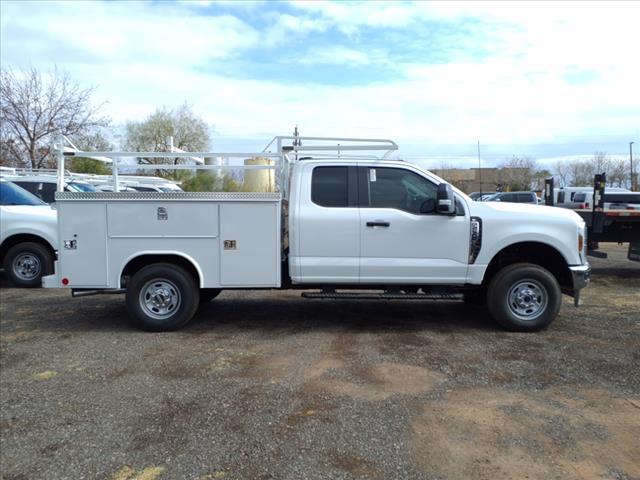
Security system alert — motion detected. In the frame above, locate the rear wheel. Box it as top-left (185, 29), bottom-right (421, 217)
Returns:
top-left (3, 242), bottom-right (53, 287)
top-left (126, 263), bottom-right (199, 331)
top-left (487, 263), bottom-right (561, 332)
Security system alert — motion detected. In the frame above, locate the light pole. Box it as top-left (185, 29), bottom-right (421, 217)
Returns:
top-left (631, 142), bottom-right (635, 191)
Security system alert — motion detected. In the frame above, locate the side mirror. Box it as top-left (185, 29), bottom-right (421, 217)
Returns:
top-left (436, 183), bottom-right (456, 215)
top-left (420, 198), bottom-right (436, 214)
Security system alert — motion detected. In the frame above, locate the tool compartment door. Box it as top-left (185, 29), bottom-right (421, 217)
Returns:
top-left (57, 202), bottom-right (108, 287)
top-left (219, 202), bottom-right (280, 286)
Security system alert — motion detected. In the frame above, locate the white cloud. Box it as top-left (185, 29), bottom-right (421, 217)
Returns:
top-left (1, 1), bottom-right (259, 67)
top-left (1, 0), bottom-right (638, 161)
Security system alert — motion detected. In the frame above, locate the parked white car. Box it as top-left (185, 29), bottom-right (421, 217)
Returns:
top-left (1, 174), bottom-right (97, 204)
top-left (0, 180), bottom-right (58, 287)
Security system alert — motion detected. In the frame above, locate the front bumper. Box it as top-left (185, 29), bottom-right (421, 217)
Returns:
top-left (569, 263), bottom-right (591, 306)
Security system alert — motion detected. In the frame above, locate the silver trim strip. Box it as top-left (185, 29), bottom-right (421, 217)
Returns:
top-left (55, 192), bottom-right (282, 201)
top-left (109, 235), bottom-right (218, 239)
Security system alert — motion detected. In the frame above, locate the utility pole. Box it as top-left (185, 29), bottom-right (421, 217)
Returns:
top-left (631, 142), bottom-right (635, 191)
top-left (477, 140), bottom-right (482, 195)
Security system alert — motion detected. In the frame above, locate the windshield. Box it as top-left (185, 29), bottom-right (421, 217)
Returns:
top-left (68, 181), bottom-right (97, 192)
top-left (0, 182), bottom-right (46, 206)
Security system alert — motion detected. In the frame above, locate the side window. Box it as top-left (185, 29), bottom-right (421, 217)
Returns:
top-left (518, 193), bottom-right (533, 203)
top-left (311, 167), bottom-right (348, 207)
top-left (40, 183), bottom-right (57, 203)
top-left (367, 168), bottom-right (437, 214)
top-left (502, 193), bottom-right (517, 203)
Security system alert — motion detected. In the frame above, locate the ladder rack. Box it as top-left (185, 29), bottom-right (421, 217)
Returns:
top-left (52, 134), bottom-right (400, 197)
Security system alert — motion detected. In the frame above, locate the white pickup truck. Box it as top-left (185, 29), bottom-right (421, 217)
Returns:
top-left (43, 136), bottom-right (590, 332)
top-left (0, 180), bottom-right (58, 286)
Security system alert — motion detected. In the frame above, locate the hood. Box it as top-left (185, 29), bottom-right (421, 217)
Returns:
top-left (471, 201), bottom-right (584, 225)
top-left (1, 204), bottom-right (57, 219)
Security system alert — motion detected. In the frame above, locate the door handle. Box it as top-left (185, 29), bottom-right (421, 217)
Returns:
top-left (366, 221), bottom-right (390, 227)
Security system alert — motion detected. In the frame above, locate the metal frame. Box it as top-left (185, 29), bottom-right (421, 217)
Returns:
top-left (53, 134), bottom-right (400, 198)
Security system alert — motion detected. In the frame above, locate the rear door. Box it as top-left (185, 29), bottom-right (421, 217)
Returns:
top-left (359, 166), bottom-right (470, 284)
top-left (295, 165), bottom-right (361, 283)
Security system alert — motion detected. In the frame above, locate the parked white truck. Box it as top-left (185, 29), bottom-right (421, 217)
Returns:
top-left (43, 136), bottom-right (590, 332)
top-left (1, 180), bottom-right (58, 286)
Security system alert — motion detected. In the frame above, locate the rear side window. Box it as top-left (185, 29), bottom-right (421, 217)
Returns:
top-left (517, 193), bottom-right (534, 202)
top-left (311, 167), bottom-right (348, 207)
top-left (573, 193), bottom-right (586, 202)
top-left (501, 193), bottom-right (517, 202)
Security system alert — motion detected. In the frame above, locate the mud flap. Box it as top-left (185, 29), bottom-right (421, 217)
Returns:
top-left (573, 290), bottom-right (582, 307)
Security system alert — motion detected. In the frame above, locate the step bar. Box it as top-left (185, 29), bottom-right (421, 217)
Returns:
top-left (301, 291), bottom-right (463, 301)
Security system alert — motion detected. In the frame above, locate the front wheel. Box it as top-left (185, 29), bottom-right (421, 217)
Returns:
top-left (487, 263), bottom-right (561, 332)
top-left (126, 263), bottom-right (199, 331)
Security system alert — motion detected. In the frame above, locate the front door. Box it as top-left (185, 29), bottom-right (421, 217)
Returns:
top-left (359, 166), bottom-right (470, 284)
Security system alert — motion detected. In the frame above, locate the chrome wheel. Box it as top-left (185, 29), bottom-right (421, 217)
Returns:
top-left (139, 279), bottom-right (181, 320)
top-left (507, 279), bottom-right (548, 321)
top-left (12, 253), bottom-right (41, 281)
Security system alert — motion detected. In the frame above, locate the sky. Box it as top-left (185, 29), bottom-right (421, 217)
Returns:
top-left (1, 0), bottom-right (639, 169)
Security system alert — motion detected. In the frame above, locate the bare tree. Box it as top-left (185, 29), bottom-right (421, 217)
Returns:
top-left (0, 66), bottom-right (109, 168)
top-left (607, 158), bottom-right (628, 188)
top-left (553, 161), bottom-right (570, 187)
top-left (588, 151), bottom-right (611, 178)
top-left (568, 160), bottom-right (592, 186)
top-left (499, 156), bottom-right (537, 190)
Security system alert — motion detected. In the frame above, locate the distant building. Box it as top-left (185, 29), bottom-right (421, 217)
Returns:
top-left (432, 167), bottom-right (529, 194)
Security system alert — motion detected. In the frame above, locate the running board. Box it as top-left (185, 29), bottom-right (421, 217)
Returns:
top-left (301, 292), bottom-right (463, 301)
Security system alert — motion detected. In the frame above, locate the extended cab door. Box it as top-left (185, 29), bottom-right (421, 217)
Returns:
top-left (291, 164), bottom-right (360, 283)
top-left (359, 166), bottom-right (470, 284)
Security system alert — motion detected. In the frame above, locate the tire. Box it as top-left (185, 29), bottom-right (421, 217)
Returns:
top-left (487, 263), bottom-right (561, 332)
top-left (199, 288), bottom-right (222, 304)
top-left (125, 263), bottom-right (199, 331)
top-left (3, 242), bottom-right (53, 288)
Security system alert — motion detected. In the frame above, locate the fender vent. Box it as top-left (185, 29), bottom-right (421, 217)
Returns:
top-left (469, 216), bottom-right (482, 264)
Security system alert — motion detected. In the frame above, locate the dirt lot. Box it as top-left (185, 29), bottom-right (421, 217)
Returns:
top-left (1, 244), bottom-right (639, 480)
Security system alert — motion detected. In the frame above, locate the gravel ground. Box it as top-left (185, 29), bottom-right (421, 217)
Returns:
top-left (1, 244), bottom-right (639, 480)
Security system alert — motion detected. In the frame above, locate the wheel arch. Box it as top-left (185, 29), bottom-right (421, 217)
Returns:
top-left (0, 234), bottom-right (56, 266)
top-left (119, 252), bottom-right (203, 288)
top-left (482, 241), bottom-right (572, 291)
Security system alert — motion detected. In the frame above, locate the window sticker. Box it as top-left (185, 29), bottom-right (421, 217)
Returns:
top-left (369, 169), bottom-right (377, 182)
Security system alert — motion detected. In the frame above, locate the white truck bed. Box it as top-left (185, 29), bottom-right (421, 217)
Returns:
top-left (50, 192), bottom-right (282, 289)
